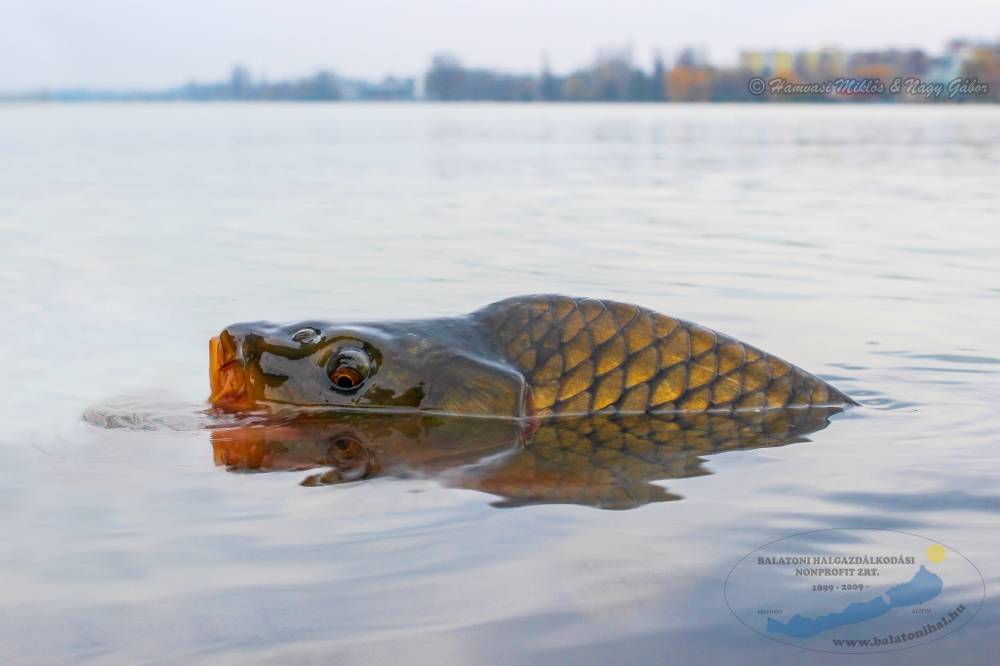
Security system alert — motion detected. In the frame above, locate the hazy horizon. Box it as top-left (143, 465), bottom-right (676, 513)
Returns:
top-left (1, 0), bottom-right (999, 91)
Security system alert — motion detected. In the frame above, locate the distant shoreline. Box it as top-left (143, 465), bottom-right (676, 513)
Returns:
top-left (2, 98), bottom-right (997, 105)
top-left (5, 39), bottom-right (999, 105)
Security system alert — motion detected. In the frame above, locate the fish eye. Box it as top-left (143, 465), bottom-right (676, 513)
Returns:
top-left (328, 347), bottom-right (371, 391)
top-left (292, 327), bottom-right (321, 344)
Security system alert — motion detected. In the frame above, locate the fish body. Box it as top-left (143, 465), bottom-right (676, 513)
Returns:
top-left (209, 294), bottom-right (855, 418)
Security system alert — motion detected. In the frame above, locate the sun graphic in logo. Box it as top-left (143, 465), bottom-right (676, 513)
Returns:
top-left (927, 544), bottom-right (947, 564)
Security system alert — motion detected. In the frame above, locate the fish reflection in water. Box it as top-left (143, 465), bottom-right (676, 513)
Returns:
top-left (211, 408), bottom-right (841, 510)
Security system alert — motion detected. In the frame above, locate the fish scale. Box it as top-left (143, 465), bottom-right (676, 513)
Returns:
top-left (475, 294), bottom-right (854, 416)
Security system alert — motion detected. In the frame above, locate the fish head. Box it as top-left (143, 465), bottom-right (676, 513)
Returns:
top-left (209, 318), bottom-right (529, 418)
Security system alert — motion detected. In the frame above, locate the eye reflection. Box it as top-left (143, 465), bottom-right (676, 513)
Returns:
top-left (327, 436), bottom-right (363, 461)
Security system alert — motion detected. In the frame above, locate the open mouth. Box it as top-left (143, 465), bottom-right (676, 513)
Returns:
top-left (209, 333), bottom-right (256, 411)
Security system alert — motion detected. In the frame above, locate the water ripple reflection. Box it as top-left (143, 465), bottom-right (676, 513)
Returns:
top-left (209, 408), bottom-right (844, 510)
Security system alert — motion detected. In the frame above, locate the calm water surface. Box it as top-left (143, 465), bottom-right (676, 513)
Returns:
top-left (1, 103), bottom-right (999, 664)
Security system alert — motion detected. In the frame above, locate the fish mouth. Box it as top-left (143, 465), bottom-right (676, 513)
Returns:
top-left (209, 333), bottom-right (256, 411)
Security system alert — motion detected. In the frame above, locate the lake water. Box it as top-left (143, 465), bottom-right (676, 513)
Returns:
top-left (1, 103), bottom-right (998, 664)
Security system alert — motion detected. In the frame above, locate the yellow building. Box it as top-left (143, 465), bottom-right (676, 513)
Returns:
top-left (740, 50), bottom-right (766, 75)
top-left (771, 51), bottom-right (795, 77)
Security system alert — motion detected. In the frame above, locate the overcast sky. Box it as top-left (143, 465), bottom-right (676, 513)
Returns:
top-left (1, 0), bottom-right (998, 90)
